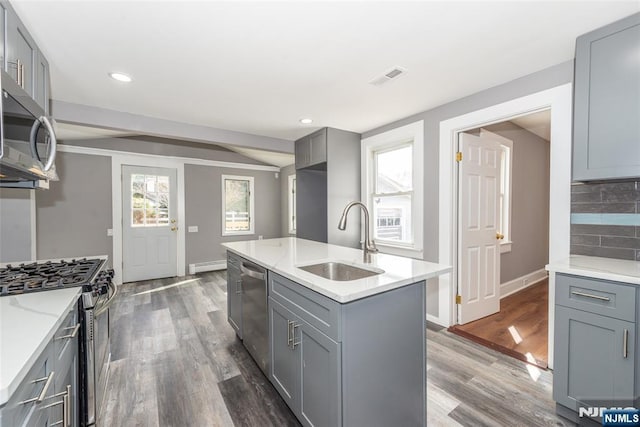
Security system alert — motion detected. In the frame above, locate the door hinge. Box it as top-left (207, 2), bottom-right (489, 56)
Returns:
top-left (455, 295), bottom-right (462, 304)
top-left (455, 152), bottom-right (462, 162)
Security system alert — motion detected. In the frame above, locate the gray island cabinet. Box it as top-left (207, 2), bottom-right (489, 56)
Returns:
top-left (223, 237), bottom-right (451, 427)
top-left (551, 268), bottom-right (639, 424)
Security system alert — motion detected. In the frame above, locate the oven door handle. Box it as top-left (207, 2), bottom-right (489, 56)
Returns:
top-left (94, 282), bottom-right (117, 317)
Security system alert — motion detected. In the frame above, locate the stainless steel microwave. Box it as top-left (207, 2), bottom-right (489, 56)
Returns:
top-left (0, 70), bottom-right (57, 189)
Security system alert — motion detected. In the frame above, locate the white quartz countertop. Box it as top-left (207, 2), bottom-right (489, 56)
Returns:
top-left (0, 287), bottom-right (81, 405)
top-left (546, 255), bottom-right (640, 285)
top-left (222, 238), bottom-right (451, 303)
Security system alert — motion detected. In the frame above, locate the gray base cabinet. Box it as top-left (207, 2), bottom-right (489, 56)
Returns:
top-left (268, 272), bottom-right (425, 427)
top-left (227, 252), bottom-right (242, 338)
top-left (0, 301), bottom-right (79, 427)
top-left (553, 273), bottom-right (639, 422)
top-left (572, 13), bottom-right (640, 181)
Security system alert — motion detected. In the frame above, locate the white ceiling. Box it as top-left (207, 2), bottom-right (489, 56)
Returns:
top-left (12, 1), bottom-right (640, 142)
top-left (511, 110), bottom-right (551, 141)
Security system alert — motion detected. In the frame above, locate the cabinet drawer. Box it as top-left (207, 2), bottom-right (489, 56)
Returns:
top-left (53, 307), bottom-right (79, 364)
top-left (556, 273), bottom-right (636, 322)
top-left (269, 272), bottom-right (341, 341)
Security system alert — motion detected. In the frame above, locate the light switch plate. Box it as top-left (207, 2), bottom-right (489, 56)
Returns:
top-left (107, 228), bottom-right (113, 237)
top-left (188, 226), bottom-right (198, 233)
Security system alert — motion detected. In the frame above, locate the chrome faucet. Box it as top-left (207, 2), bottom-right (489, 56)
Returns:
top-left (338, 201), bottom-right (378, 263)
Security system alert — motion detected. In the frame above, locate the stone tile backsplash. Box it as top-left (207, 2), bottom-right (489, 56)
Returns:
top-left (570, 180), bottom-right (640, 261)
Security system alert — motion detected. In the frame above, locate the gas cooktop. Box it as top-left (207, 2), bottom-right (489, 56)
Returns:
top-left (0, 258), bottom-right (104, 296)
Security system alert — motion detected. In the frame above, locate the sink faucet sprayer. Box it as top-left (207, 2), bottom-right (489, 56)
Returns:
top-left (338, 201), bottom-right (378, 263)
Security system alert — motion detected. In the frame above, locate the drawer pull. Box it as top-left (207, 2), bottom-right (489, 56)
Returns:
top-left (20, 371), bottom-right (55, 404)
top-left (571, 290), bottom-right (610, 302)
top-left (287, 320), bottom-right (294, 348)
top-left (44, 385), bottom-right (70, 427)
top-left (292, 323), bottom-right (301, 349)
top-left (56, 323), bottom-right (80, 340)
top-left (623, 329), bottom-right (629, 359)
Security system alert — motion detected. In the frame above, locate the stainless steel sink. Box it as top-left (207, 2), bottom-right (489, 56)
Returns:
top-left (298, 262), bottom-right (384, 281)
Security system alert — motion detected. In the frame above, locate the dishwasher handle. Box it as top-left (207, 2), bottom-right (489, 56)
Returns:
top-left (241, 263), bottom-right (265, 281)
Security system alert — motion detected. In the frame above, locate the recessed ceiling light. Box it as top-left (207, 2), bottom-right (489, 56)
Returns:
top-left (299, 118), bottom-right (313, 124)
top-left (109, 72), bottom-right (132, 83)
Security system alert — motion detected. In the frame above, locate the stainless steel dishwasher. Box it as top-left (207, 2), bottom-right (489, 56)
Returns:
top-left (240, 260), bottom-right (269, 375)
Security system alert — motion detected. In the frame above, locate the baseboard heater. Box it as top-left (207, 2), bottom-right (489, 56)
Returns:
top-left (188, 260), bottom-right (227, 275)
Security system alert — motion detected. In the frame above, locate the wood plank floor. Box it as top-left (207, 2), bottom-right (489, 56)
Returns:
top-left (101, 272), bottom-right (572, 427)
top-left (450, 279), bottom-right (549, 366)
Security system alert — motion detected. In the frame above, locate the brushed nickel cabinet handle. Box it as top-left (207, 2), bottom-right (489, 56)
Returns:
top-left (21, 371), bottom-right (55, 404)
top-left (287, 320), bottom-right (294, 348)
top-left (623, 329), bottom-right (629, 359)
top-left (292, 323), bottom-right (301, 349)
top-left (56, 323), bottom-right (80, 340)
top-left (571, 290), bottom-right (610, 302)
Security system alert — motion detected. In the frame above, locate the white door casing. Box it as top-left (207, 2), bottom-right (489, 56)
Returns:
top-left (458, 132), bottom-right (502, 324)
top-left (122, 165), bottom-right (178, 282)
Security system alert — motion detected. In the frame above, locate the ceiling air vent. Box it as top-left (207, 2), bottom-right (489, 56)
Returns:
top-left (368, 66), bottom-right (407, 86)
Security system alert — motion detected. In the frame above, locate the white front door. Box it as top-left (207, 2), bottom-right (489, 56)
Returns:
top-left (458, 132), bottom-right (502, 324)
top-left (122, 165), bottom-right (178, 282)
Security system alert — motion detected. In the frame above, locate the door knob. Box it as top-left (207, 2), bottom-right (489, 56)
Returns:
top-left (496, 233), bottom-right (504, 240)
top-left (171, 226), bottom-right (177, 232)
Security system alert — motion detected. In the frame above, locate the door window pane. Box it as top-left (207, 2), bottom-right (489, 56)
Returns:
top-left (131, 174), bottom-right (170, 227)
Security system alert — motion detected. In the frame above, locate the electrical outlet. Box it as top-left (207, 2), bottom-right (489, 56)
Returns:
top-left (188, 226), bottom-right (198, 233)
top-left (258, 235), bottom-right (263, 240)
top-left (107, 229), bottom-right (113, 237)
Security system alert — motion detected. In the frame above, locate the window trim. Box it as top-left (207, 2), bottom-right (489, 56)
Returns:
top-left (288, 174), bottom-right (296, 235)
top-left (362, 120), bottom-right (424, 259)
top-left (221, 174), bottom-right (255, 236)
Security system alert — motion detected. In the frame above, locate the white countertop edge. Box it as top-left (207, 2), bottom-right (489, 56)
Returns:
top-left (546, 255), bottom-right (640, 286)
top-left (224, 245), bottom-right (451, 303)
top-left (0, 288), bottom-right (82, 405)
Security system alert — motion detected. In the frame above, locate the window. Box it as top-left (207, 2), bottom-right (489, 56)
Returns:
top-left (222, 175), bottom-right (254, 235)
top-left (498, 140), bottom-right (513, 252)
top-left (288, 174), bottom-right (296, 234)
top-left (131, 174), bottom-right (170, 227)
top-left (362, 121), bottom-right (424, 258)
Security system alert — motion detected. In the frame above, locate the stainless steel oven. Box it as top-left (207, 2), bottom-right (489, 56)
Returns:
top-left (79, 269), bottom-right (117, 427)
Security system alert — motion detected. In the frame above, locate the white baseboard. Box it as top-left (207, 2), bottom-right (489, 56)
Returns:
top-left (188, 260), bottom-right (227, 275)
top-left (500, 268), bottom-right (548, 299)
top-left (426, 313), bottom-right (449, 328)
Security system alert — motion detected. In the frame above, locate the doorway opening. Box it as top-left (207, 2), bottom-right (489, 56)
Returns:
top-left (450, 110), bottom-right (551, 368)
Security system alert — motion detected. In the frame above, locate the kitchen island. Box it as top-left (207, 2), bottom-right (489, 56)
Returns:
top-left (223, 237), bottom-right (451, 427)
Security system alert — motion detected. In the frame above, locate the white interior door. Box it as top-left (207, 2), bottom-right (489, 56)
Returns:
top-left (458, 132), bottom-right (502, 324)
top-left (122, 165), bottom-right (178, 282)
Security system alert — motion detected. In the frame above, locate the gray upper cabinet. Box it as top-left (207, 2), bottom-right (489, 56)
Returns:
top-left (295, 127), bottom-right (361, 248)
top-left (35, 51), bottom-right (50, 114)
top-left (573, 13), bottom-right (640, 181)
top-left (6, 7), bottom-right (36, 97)
top-left (0, 0), bottom-right (50, 113)
top-left (295, 128), bottom-right (327, 170)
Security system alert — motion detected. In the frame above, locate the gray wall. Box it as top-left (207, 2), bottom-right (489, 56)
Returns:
top-left (36, 152), bottom-right (113, 264)
top-left (185, 165), bottom-right (281, 268)
top-left (63, 136), bottom-right (266, 164)
top-left (570, 180), bottom-right (640, 260)
top-left (362, 60), bottom-right (573, 264)
top-left (0, 188), bottom-right (33, 262)
top-left (280, 164), bottom-right (296, 237)
top-left (481, 122), bottom-right (550, 283)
